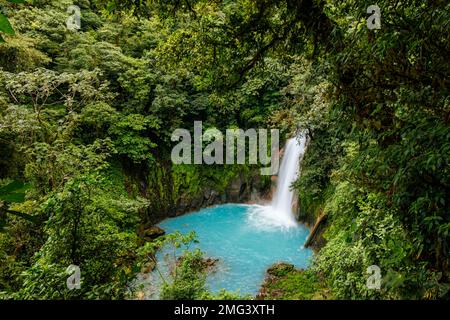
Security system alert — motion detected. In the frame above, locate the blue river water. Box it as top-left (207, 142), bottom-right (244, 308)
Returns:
top-left (157, 203), bottom-right (312, 295)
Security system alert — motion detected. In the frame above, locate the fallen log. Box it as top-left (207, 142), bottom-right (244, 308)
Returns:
top-left (304, 213), bottom-right (328, 248)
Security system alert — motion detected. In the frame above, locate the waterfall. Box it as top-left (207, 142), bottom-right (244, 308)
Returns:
top-left (248, 133), bottom-right (307, 229)
top-left (271, 136), bottom-right (306, 221)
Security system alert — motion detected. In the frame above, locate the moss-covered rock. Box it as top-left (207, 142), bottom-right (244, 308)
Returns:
top-left (258, 263), bottom-right (330, 300)
top-left (267, 262), bottom-right (295, 277)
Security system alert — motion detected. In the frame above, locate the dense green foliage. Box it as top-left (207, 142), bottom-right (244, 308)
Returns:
top-left (139, 231), bottom-right (208, 300)
top-left (0, 0), bottom-right (448, 300)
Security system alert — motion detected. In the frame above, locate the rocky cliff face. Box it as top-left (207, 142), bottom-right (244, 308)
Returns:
top-left (172, 172), bottom-right (271, 217)
top-left (126, 160), bottom-right (273, 226)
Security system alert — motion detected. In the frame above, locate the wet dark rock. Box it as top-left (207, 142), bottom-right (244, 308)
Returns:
top-left (203, 258), bottom-right (219, 270)
top-left (143, 226), bottom-right (165, 240)
top-left (226, 177), bottom-right (243, 202)
top-left (167, 170), bottom-right (272, 219)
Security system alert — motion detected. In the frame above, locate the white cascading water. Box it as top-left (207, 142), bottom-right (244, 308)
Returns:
top-left (248, 134), bottom-right (307, 229)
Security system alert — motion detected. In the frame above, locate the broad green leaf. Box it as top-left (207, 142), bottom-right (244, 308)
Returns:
top-left (0, 181), bottom-right (29, 194)
top-left (0, 193), bottom-right (26, 203)
top-left (6, 209), bottom-right (36, 223)
top-left (0, 181), bottom-right (31, 203)
top-left (0, 13), bottom-right (15, 35)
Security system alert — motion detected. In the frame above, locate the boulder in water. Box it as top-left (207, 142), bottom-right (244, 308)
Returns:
top-left (176, 256), bottom-right (219, 273)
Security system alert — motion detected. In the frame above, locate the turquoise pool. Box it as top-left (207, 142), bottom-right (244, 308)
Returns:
top-left (156, 203), bottom-right (312, 295)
